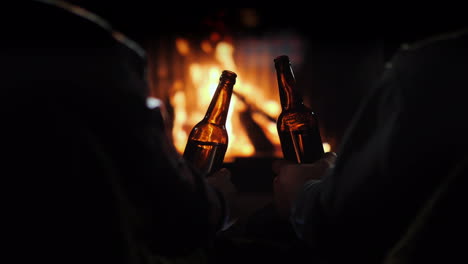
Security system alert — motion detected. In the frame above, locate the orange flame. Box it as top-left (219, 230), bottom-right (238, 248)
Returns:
top-left (170, 36), bottom-right (331, 161)
top-left (172, 38), bottom-right (284, 160)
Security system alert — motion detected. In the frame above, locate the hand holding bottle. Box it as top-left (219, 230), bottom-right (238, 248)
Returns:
top-left (273, 152), bottom-right (337, 219)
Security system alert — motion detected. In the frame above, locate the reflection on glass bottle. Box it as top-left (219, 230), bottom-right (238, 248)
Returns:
top-left (274, 55), bottom-right (324, 164)
top-left (183, 70), bottom-right (237, 176)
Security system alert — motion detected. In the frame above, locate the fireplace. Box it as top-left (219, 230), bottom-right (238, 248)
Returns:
top-left (143, 8), bottom-right (383, 192)
top-left (142, 9), bottom-right (343, 192)
top-left (146, 18), bottom-right (331, 156)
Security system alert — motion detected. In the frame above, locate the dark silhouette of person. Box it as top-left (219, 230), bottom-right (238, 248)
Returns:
top-left (274, 26), bottom-right (468, 263)
top-left (1, 1), bottom-right (236, 263)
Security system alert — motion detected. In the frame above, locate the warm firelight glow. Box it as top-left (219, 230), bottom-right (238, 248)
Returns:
top-left (322, 142), bottom-right (331, 153)
top-left (215, 42), bottom-right (236, 73)
top-left (200, 40), bottom-right (213, 54)
top-left (171, 39), bottom-right (283, 161)
top-left (175, 38), bottom-right (190, 56)
top-left (171, 87), bottom-right (188, 149)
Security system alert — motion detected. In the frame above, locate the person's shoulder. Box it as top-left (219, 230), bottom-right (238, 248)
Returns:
top-left (385, 27), bottom-right (468, 70)
top-left (378, 27), bottom-right (468, 102)
top-left (2, 1), bottom-right (112, 50)
top-left (11, 1), bottom-right (144, 58)
top-left (401, 28), bottom-right (468, 53)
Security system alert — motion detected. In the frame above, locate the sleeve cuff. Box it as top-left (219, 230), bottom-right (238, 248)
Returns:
top-left (290, 179), bottom-right (323, 240)
top-left (212, 187), bottom-right (236, 232)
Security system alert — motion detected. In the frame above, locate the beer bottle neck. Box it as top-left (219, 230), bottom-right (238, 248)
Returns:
top-left (275, 56), bottom-right (304, 110)
top-left (204, 76), bottom-right (235, 125)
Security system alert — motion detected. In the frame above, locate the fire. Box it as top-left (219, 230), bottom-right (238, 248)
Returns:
top-left (171, 37), bottom-right (283, 161)
top-left (169, 35), bottom-right (332, 161)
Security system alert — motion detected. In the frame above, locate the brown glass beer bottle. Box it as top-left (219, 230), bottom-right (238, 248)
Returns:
top-left (274, 55), bottom-right (324, 164)
top-left (183, 70), bottom-right (237, 176)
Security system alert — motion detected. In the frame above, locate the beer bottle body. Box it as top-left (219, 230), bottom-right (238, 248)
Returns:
top-left (183, 70), bottom-right (236, 176)
top-left (274, 55), bottom-right (324, 164)
top-left (183, 122), bottom-right (228, 176)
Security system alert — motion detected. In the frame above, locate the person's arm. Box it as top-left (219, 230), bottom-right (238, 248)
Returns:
top-left (285, 61), bottom-right (414, 262)
top-left (285, 34), bottom-right (468, 262)
top-left (3, 2), bottom-right (230, 260)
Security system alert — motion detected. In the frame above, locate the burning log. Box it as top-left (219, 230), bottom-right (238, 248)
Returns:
top-left (235, 90), bottom-right (276, 156)
top-left (233, 90), bottom-right (276, 123)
